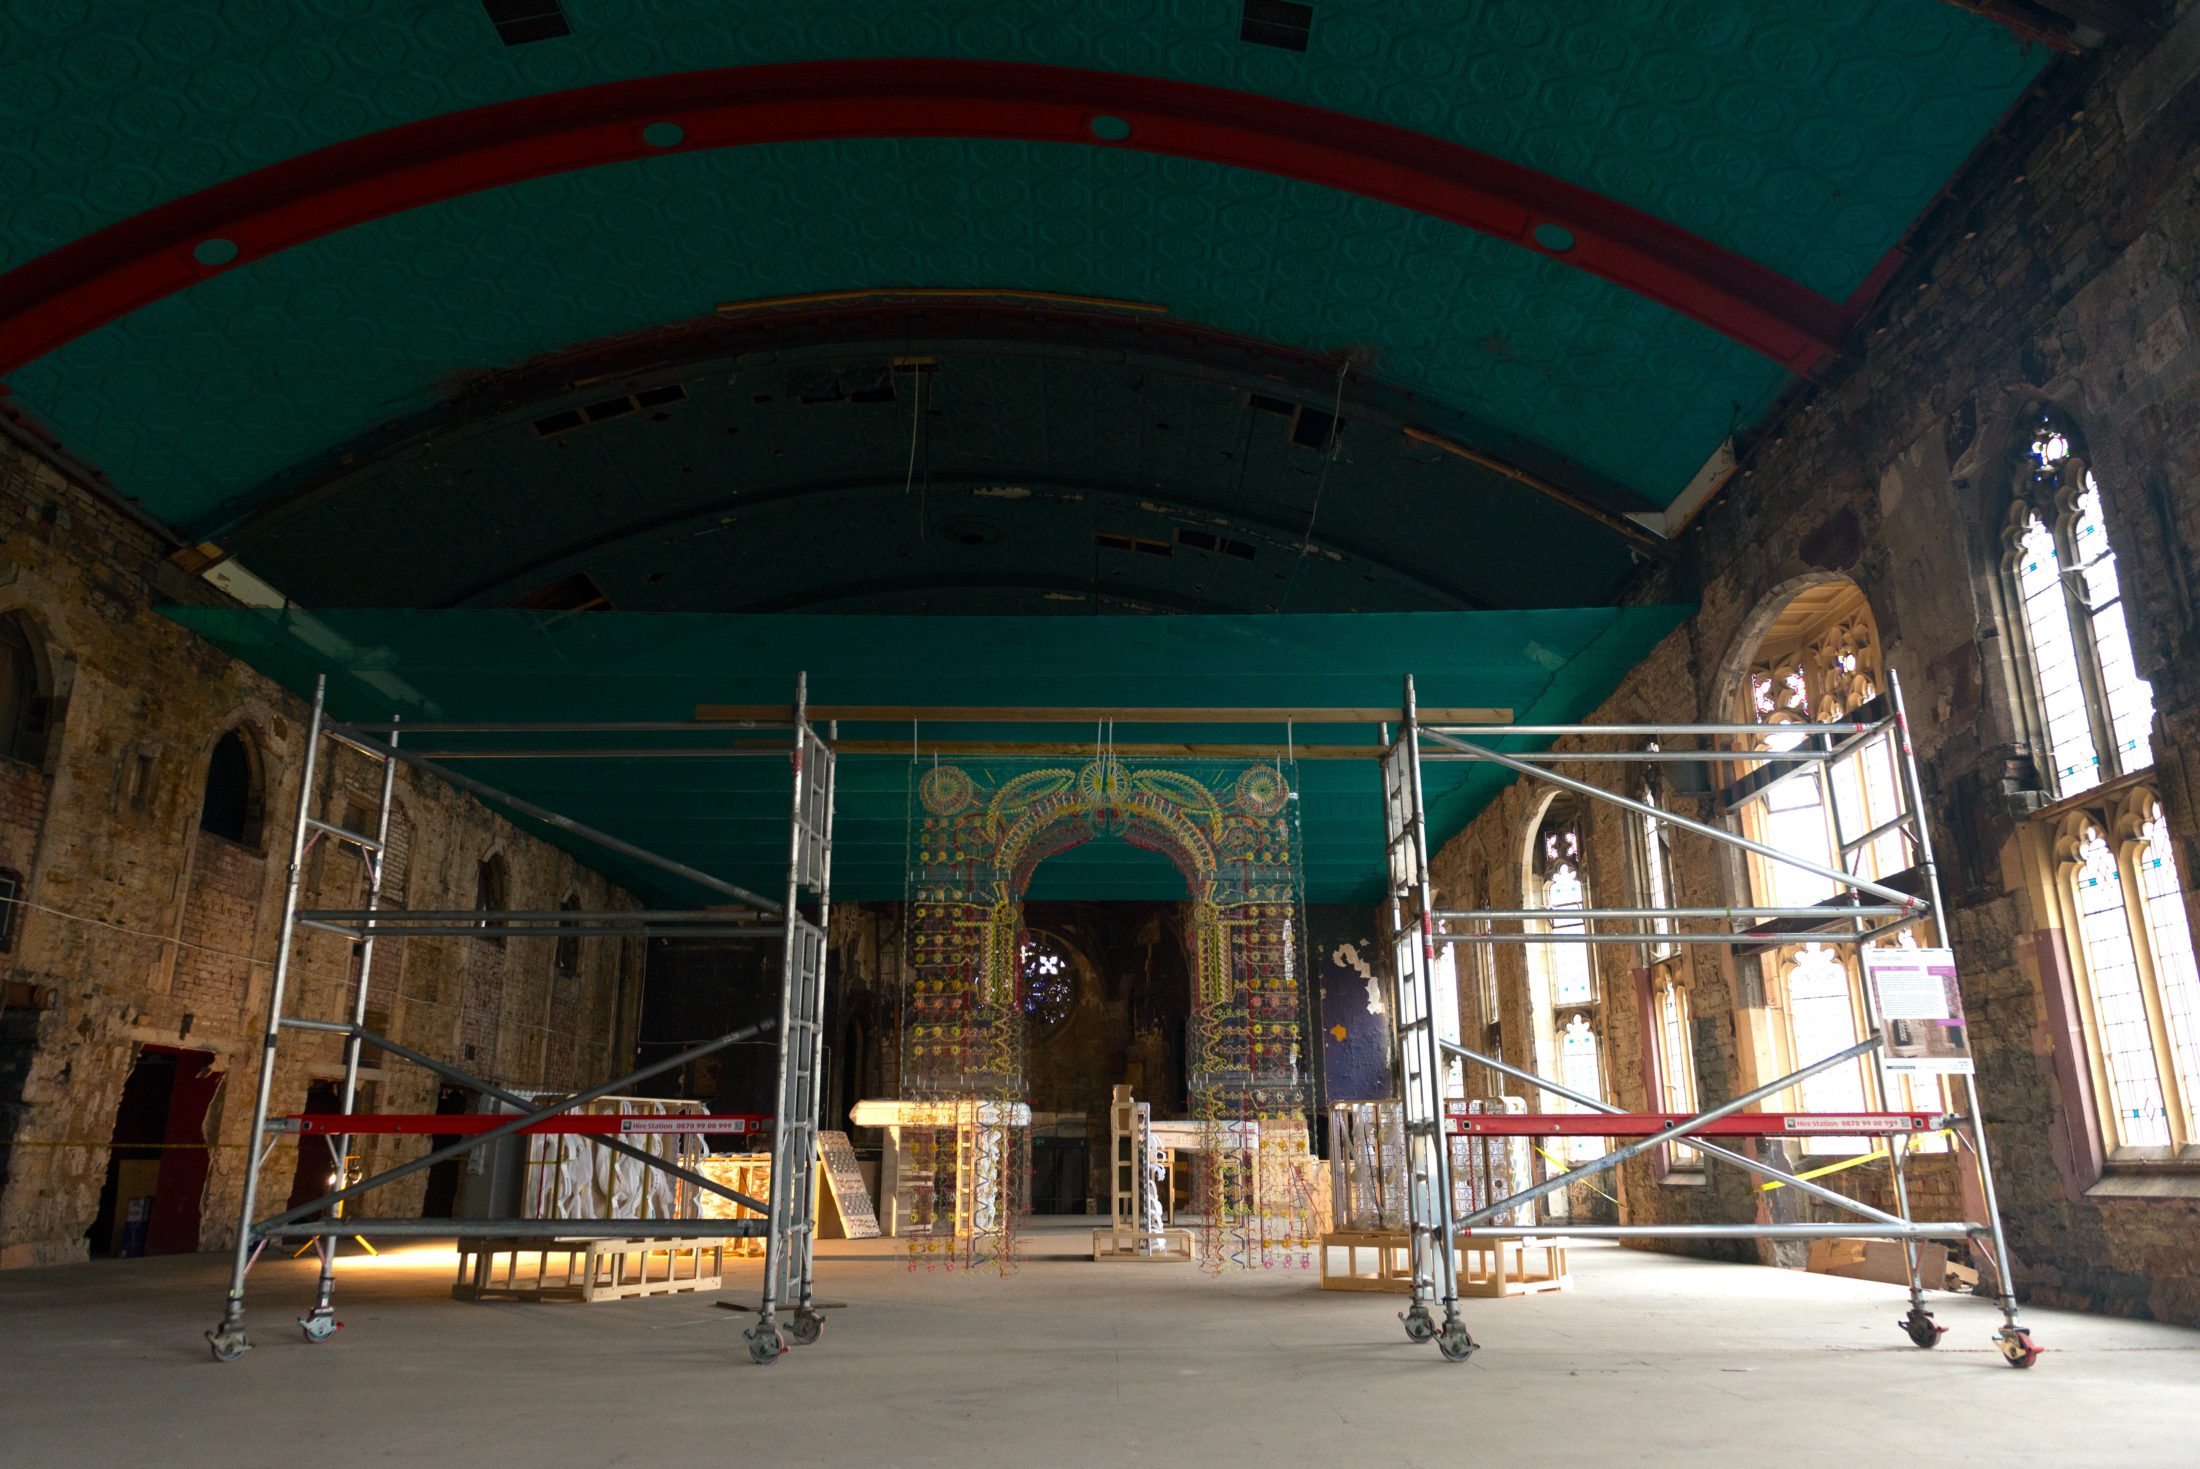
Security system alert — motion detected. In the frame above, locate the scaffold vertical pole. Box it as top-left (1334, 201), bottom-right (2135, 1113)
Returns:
top-left (1812, 716), bottom-right (1937, 1347)
top-left (1386, 675), bottom-right (1472, 1360)
top-left (1888, 669), bottom-right (2035, 1366)
top-left (746, 672), bottom-right (832, 1364)
top-left (793, 719), bottom-right (836, 1318)
top-left (302, 714), bottom-right (398, 1342)
top-left (208, 676), bottom-right (327, 1362)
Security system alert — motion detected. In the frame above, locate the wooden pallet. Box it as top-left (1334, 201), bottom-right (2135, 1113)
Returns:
top-left (1458, 1237), bottom-right (1571, 1298)
top-left (1092, 1226), bottom-right (1196, 1262)
top-left (1316, 1230), bottom-right (1574, 1296)
top-left (453, 1237), bottom-right (724, 1303)
top-left (1317, 1229), bottom-right (1412, 1292)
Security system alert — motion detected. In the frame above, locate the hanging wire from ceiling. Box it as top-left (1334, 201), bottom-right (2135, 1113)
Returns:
top-left (1272, 356), bottom-right (1351, 613)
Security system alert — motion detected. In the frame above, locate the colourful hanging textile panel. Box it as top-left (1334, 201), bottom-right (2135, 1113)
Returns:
top-left (901, 756), bottom-right (1315, 1273)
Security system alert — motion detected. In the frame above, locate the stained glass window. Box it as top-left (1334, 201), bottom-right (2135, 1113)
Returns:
top-left (1019, 933), bottom-right (1075, 1030)
top-left (2136, 807), bottom-right (2200, 1144)
top-left (2071, 825), bottom-right (2170, 1148)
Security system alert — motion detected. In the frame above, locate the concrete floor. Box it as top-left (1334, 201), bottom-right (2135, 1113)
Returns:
top-left (2, 1221), bottom-right (2194, 1468)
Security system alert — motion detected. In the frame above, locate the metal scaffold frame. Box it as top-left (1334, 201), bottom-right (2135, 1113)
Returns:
top-left (1382, 671), bottom-right (2040, 1368)
top-left (205, 672), bottom-right (836, 1367)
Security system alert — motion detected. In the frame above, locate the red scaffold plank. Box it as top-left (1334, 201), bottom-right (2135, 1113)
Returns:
top-left (1442, 1110), bottom-right (1935, 1137)
top-left (271, 1113), bottom-right (771, 1137)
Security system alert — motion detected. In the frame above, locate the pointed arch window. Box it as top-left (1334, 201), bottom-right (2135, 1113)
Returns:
top-left (474, 853), bottom-right (509, 944)
top-left (199, 727), bottom-right (265, 849)
top-left (2004, 414), bottom-right (2155, 796)
top-left (2056, 795), bottom-right (2200, 1156)
top-left (1528, 799), bottom-right (1603, 1159)
top-left (1653, 977), bottom-right (1700, 1168)
top-left (0, 613), bottom-right (54, 768)
top-left (1732, 583), bottom-right (1946, 1151)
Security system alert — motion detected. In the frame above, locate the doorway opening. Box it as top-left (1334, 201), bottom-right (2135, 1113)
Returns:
top-left (86, 1044), bottom-right (220, 1256)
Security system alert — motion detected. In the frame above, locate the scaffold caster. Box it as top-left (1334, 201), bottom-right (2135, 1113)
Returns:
top-left (206, 1325), bottom-right (251, 1363)
top-left (1435, 1320), bottom-right (1478, 1363)
top-left (1400, 1303), bottom-right (1437, 1343)
top-left (1901, 1307), bottom-right (1945, 1348)
top-left (785, 1310), bottom-right (823, 1346)
top-left (744, 1325), bottom-right (786, 1365)
top-left (299, 1310), bottom-right (339, 1344)
top-left (1996, 1327), bottom-right (2042, 1369)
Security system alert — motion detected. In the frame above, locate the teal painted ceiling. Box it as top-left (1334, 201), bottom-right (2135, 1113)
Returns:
top-left (6, 5), bottom-right (2050, 897)
top-left (10, 140), bottom-right (1787, 528)
top-left (0, 0), bottom-right (2040, 296)
top-left (0, 0), bottom-right (2046, 583)
top-left (159, 607), bottom-right (1694, 904)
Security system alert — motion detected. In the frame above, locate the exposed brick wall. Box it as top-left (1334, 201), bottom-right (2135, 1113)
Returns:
top-left (0, 438), bottom-right (648, 1268)
top-left (1426, 34), bottom-right (2200, 1321)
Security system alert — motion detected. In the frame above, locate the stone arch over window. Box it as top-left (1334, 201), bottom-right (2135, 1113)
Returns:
top-left (198, 724), bottom-right (267, 849)
top-left (1727, 578), bottom-right (1943, 1152)
top-left (2000, 408), bottom-right (2155, 797)
top-left (0, 609), bottom-right (59, 770)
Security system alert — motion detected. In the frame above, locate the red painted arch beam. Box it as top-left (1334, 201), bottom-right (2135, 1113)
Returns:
top-left (0, 60), bottom-right (1850, 380)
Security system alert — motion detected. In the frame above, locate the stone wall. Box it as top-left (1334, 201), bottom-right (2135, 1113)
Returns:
top-left (0, 436), bottom-right (646, 1267)
top-left (1425, 27), bottom-right (2200, 1321)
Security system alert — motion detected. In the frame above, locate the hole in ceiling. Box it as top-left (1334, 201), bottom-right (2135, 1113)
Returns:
top-left (1240, 0), bottom-right (1313, 52)
top-left (1532, 222), bottom-right (1576, 253)
top-left (505, 570), bottom-right (611, 612)
top-left (792, 367), bottom-right (897, 406)
top-left (532, 383), bottom-right (685, 436)
top-left (1246, 393), bottom-right (1296, 416)
top-left (641, 121), bottom-right (685, 149)
top-left (1096, 532), bottom-right (1174, 559)
top-left (1290, 406), bottom-right (1339, 452)
top-left (1177, 527), bottom-right (1257, 561)
top-left (936, 517), bottom-right (1002, 548)
top-left (482, 0), bottom-right (571, 47)
top-left (1088, 114), bottom-right (1133, 142)
top-left (192, 238), bottom-right (238, 267)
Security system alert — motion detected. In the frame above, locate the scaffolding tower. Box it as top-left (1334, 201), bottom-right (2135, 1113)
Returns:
top-left (1383, 671), bottom-right (2039, 1368)
top-left (204, 673), bottom-right (835, 1367)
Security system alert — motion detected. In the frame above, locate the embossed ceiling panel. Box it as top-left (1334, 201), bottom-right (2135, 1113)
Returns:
top-left (8, 139), bottom-right (1789, 528)
top-left (0, 0), bottom-right (2041, 298)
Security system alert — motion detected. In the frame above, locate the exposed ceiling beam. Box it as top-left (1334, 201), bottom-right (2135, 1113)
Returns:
top-left (695, 704), bottom-right (1510, 724)
top-left (198, 303), bottom-right (1654, 546)
top-left (440, 472), bottom-right (1493, 614)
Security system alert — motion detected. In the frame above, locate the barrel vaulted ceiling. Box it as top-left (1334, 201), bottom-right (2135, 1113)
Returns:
top-left (0, 1), bottom-right (2051, 618)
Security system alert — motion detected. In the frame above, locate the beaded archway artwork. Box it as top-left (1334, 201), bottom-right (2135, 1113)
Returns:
top-left (902, 756), bottom-right (1317, 1273)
